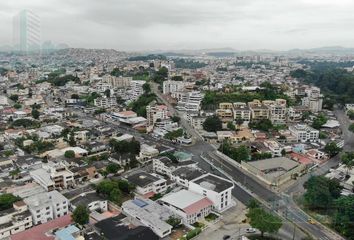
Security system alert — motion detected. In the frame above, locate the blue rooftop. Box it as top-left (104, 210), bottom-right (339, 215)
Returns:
top-left (55, 225), bottom-right (80, 240)
top-left (132, 198), bottom-right (148, 208)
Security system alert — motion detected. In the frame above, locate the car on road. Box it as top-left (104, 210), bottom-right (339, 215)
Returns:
top-left (308, 218), bottom-right (316, 224)
top-left (222, 235), bottom-right (231, 240)
top-left (245, 228), bottom-right (256, 233)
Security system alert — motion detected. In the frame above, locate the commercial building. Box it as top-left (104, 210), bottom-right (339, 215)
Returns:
top-left (13, 10), bottom-right (41, 53)
top-left (241, 157), bottom-right (307, 186)
top-left (159, 190), bottom-right (213, 225)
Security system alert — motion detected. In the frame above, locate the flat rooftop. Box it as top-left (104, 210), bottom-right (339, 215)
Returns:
top-left (192, 174), bottom-right (234, 193)
top-left (126, 172), bottom-right (159, 187)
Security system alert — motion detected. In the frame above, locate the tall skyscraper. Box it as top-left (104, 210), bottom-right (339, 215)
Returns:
top-left (13, 10), bottom-right (41, 53)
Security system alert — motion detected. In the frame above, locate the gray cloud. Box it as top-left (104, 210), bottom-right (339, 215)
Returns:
top-left (1, 0), bottom-right (354, 51)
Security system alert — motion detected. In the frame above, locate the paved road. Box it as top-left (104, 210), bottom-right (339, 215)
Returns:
top-left (149, 87), bottom-right (350, 240)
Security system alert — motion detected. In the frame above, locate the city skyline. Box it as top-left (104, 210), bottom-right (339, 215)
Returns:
top-left (1, 0), bottom-right (354, 51)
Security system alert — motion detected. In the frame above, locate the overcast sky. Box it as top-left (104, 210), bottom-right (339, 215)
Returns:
top-left (1, 0), bottom-right (354, 51)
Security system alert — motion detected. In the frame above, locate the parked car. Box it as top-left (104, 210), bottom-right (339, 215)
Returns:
top-left (245, 228), bottom-right (256, 233)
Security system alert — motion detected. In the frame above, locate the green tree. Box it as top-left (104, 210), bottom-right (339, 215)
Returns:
top-left (9, 94), bottom-right (19, 102)
top-left (68, 132), bottom-right (76, 147)
top-left (203, 115), bottom-right (222, 132)
top-left (246, 207), bottom-right (282, 237)
top-left (142, 83), bottom-right (151, 94)
top-left (106, 163), bottom-right (120, 174)
top-left (64, 150), bottom-right (75, 158)
top-left (303, 176), bottom-right (342, 211)
top-left (164, 128), bottom-right (183, 140)
top-left (0, 194), bottom-right (21, 211)
top-left (31, 109), bottom-right (40, 119)
top-left (349, 123), bottom-right (354, 133)
top-left (219, 141), bottom-right (250, 162)
top-left (166, 216), bottom-right (181, 229)
top-left (13, 103), bottom-right (22, 109)
top-left (347, 110), bottom-right (354, 120)
top-left (171, 116), bottom-right (180, 123)
top-left (249, 119), bottom-right (273, 132)
top-left (312, 114), bottom-right (328, 129)
top-left (227, 121), bottom-right (236, 131)
top-left (104, 89), bottom-right (111, 98)
top-left (332, 195), bottom-right (354, 239)
top-left (72, 205), bottom-right (89, 225)
top-left (324, 142), bottom-right (342, 157)
top-left (341, 152), bottom-right (354, 175)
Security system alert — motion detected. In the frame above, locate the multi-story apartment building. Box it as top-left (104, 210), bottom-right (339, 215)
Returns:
top-left (263, 99), bottom-right (287, 124)
top-left (248, 100), bottom-right (269, 120)
top-left (24, 191), bottom-right (69, 225)
top-left (94, 97), bottom-right (117, 108)
top-left (233, 102), bottom-right (251, 121)
top-left (146, 101), bottom-right (169, 127)
top-left (30, 162), bottom-right (75, 191)
top-left (0, 201), bottom-right (33, 239)
top-left (163, 80), bottom-right (185, 94)
top-left (130, 80), bottom-right (145, 100)
top-left (289, 124), bottom-right (319, 143)
top-left (101, 75), bottom-right (132, 88)
top-left (287, 106), bottom-right (308, 122)
top-left (189, 174), bottom-right (234, 212)
top-left (301, 86), bottom-right (323, 113)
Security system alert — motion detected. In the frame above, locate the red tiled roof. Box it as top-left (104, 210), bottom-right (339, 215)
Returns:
top-left (143, 191), bottom-right (155, 199)
top-left (290, 152), bottom-right (312, 165)
top-left (183, 198), bottom-right (213, 215)
top-left (11, 214), bottom-right (72, 240)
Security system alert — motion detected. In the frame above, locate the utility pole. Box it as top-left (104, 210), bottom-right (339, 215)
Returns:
top-left (292, 223), bottom-right (296, 240)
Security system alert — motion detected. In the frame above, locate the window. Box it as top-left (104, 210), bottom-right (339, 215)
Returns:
top-left (36, 210), bottom-right (40, 213)
top-left (46, 207), bottom-right (50, 210)
top-left (46, 211), bottom-right (50, 215)
top-left (36, 215), bottom-right (40, 218)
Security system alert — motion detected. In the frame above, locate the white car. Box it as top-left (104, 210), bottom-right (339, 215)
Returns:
top-left (245, 228), bottom-right (256, 233)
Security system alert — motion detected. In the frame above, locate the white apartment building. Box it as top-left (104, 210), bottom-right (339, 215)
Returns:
top-left (163, 80), bottom-right (185, 94)
top-left (301, 86), bottom-right (323, 113)
top-left (190, 116), bottom-right (206, 130)
top-left (263, 140), bottom-right (283, 157)
top-left (30, 162), bottom-right (75, 191)
top-left (233, 102), bottom-right (251, 121)
top-left (263, 99), bottom-right (287, 124)
top-left (24, 190), bottom-right (69, 225)
top-left (126, 172), bottom-right (167, 197)
top-left (189, 174), bottom-right (234, 212)
top-left (94, 97), bottom-right (117, 108)
top-left (122, 198), bottom-right (173, 238)
top-left (289, 124), bottom-right (319, 143)
top-left (130, 80), bottom-right (145, 100)
top-left (0, 201), bottom-right (33, 239)
top-left (100, 75), bottom-right (132, 88)
top-left (0, 95), bottom-right (9, 105)
top-left (146, 101), bottom-right (169, 127)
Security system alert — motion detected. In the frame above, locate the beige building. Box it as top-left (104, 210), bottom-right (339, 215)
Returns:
top-left (233, 102), bottom-right (251, 121)
top-left (248, 100), bottom-right (269, 120)
top-left (241, 157), bottom-right (307, 186)
top-left (263, 99), bottom-right (287, 124)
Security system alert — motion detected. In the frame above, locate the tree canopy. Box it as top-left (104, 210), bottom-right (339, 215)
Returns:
top-left (0, 194), bottom-right (21, 211)
top-left (203, 115), bottom-right (222, 132)
top-left (72, 205), bottom-right (89, 225)
top-left (246, 207), bottom-right (282, 237)
top-left (303, 176), bottom-right (342, 211)
top-left (324, 142), bottom-right (342, 157)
